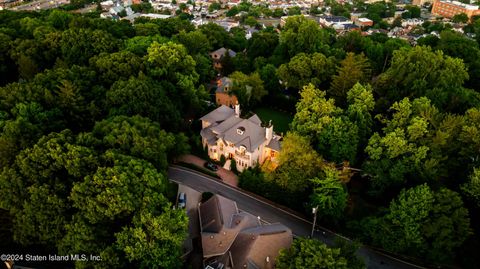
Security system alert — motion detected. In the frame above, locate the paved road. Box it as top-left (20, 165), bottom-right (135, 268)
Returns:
top-left (169, 166), bottom-right (428, 269)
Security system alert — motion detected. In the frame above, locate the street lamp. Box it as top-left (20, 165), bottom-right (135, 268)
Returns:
top-left (311, 206), bottom-right (319, 238)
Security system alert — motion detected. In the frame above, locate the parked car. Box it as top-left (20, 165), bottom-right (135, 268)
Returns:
top-left (178, 192), bottom-right (186, 209)
top-left (204, 162), bottom-right (218, 171)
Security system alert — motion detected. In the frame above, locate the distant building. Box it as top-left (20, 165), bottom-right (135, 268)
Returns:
top-left (200, 104), bottom-right (281, 172)
top-left (412, 0), bottom-right (434, 5)
top-left (199, 194), bottom-right (293, 269)
top-left (215, 77), bottom-right (238, 107)
top-left (354, 17), bottom-right (374, 27)
top-left (318, 15), bottom-right (353, 27)
top-left (432, 0), bottom-right (480, 19)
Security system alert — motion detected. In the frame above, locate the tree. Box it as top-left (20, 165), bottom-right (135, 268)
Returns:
top-left (277, 53), bottom-right (336, 90)
top-left (309, 166), bottom-right (348, 220)
top-left (89, 51), bottom-right (144, 86)
top-left (173, 30), bottom-right (212, 54)
top-left (115, 208), bottom-right (188, 269)
top-left (208, 2), bottom-right (221, 12)
top-left (78, 115), bottom-right (187, 171)
top-left (146, 41), bottom-right (206, 112)
top-left (279, 16), bottom-right (332, 57)
top-left (375, 46), bottom-right (472, 111)
top-left (106, 76), bottom-right (181, 130)
top-left (361, 184), bottom-right (471, 263)
top-left (229, 71), bottom-right (267, 107)
top-left (60, 28), bottom-right (118, 65)
top-left (276, 238), bottom-right (348, 269)
top-left (198, 23), bottom-right (230, 49)
top-left (291, 84), bottom-right (369, 164)
top-left (287, 6), bottom-right (301, 16)
top-left (330, 53), bottom-right (371, 106)
top-left (434, 30), bottom-right (480, 89)
top-left (271, 132), bottom-right (325, 193)
top-left (0, 130), bottom-right (98, 245)
top-left (452, 13), bottom-right (469, 23)
top-left (258, 64), bottom-right (281, 96)
top-left (461, 168), bottom-right (480, 208)
top-left (246, 31), bottom-right (279, 59)
top-left (364, 97), bottom-right (466, 195)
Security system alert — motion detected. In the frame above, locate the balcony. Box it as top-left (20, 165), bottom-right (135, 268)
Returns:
top-left (234, 151), bottom-right (250, 160)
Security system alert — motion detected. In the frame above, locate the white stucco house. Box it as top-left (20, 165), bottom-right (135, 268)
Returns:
top-left (200, 104), bottom-right (281, 172)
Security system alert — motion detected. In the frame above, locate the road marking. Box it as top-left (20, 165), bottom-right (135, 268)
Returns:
top-left (170, 166), bottom-right (428, 269)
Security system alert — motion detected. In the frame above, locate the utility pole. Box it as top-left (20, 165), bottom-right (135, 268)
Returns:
top-left (311, 206), bottom-right (318, 238)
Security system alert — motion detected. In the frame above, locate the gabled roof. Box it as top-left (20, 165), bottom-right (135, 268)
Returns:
top-left (266, 136), bottom-right (281, 152)
top-left (223, 119), bottom-right (265, 152)
top-left (229, 223), bottom-right (293, 269)
top-left (211, 47), bottom-right (237, 58)
top-left (248, 114), bottom-right (262, 125)
top-left (216, 77), bottom-right (233, 93)
top-left (200, 105), bottom-right (235, 123)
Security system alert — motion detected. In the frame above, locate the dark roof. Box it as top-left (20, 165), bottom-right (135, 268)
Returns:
top-left (229, 223), bottom-right (293, 269)
top-left (266, 136), bottom-right (281, 152)
top-left (199, 195), bottom-right (224, 233)
top-left (320, 15), bottom-right (350, 22)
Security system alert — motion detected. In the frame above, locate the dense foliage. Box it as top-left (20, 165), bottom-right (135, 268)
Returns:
top-left (1, 8), bottom-right (479, 268)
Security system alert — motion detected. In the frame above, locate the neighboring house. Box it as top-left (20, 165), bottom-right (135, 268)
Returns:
top-left (200, 104), bottom-right (281, 172)
top-left (215, 77), bottom-right (238, 107)
top-left (210, 47), bottom-right (237, 70)
top-left (199, 194), bottom-right (293, 269)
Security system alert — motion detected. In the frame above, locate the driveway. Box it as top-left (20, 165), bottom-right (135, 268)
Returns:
top-left (178, 155), bottom-right (239, 187)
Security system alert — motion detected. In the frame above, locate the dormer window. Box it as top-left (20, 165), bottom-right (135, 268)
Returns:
top-left (237, 126), bottom-right (245, 135)
top-left (239, 145), bottom-right (246, 153)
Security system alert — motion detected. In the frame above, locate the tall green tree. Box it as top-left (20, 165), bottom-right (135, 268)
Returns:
top-left (276, 238), bottom-right (349, 269)
top-left (279, 15), bottom-right (333, 57)
top-left (309, 166), bottom-right (348, 220)
top-left (360, 184), bottom-right (471, 263)
top-left (229, 71), bottom-right (267, 107)
top-left (277, 53), bottom-right (336, 90)
top-left (330, 53), bottom-right (371, 106)
top-left (375, 46), bottom-right (475, 111)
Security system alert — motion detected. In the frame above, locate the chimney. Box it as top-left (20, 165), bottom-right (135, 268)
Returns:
top-left (235, 102), bottom-right (240, 117)
top-left (266, 120), bottom-right (273, 141)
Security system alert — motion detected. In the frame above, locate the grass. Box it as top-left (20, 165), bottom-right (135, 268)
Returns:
top-left (253, 107), bottom-right (293, 134)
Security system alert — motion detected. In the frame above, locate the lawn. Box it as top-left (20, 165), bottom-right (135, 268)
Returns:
top-left (253, 107), bottom-right (293, 134)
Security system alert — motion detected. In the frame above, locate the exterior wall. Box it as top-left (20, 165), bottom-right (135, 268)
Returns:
top-left (215, 92), bottom-right (238, 107)
top-left (201, 120), bottom-right (211, 129)
top-left (432, 0), bottom-right (480, 19)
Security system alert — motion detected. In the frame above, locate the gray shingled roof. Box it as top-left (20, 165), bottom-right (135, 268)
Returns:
top-left (211, 47), bottom-right (237, 58)
top-left (266, 136), bottom-right (281, 152)
top-left (223, 119), bottom-right (265, 153)
top-left (200, 105), bottom-right (235, 123)
top-left (216, 77), bottom-right (233, 94)
top-left (210, 116), bottom-right (243, 135)
top-left (248, 114), bottom-right (262, 125)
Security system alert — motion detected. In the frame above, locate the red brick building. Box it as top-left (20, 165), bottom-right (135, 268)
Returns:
top-left (432, 0), bottom-right (480, 20)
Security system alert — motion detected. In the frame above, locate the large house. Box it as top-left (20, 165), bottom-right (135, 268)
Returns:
top-left (200, 104), bottom-right (281, 172)
top-left (199, 194), bottom-right (292, 269)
